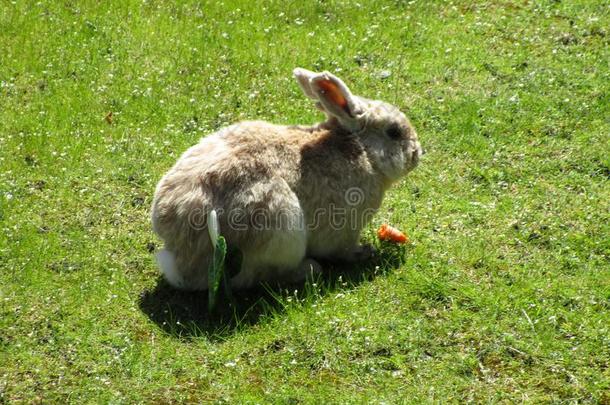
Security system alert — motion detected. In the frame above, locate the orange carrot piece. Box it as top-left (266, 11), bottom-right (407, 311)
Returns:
top-left (377, 224), bottom-right (408, 244)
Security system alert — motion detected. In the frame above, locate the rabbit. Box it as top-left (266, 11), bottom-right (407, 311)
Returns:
top-left (151, 68), bottom-right (423, 290)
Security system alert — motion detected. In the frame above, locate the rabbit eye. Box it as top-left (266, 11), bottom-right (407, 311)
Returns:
top-left (385, 125), bottom-right (402, 140)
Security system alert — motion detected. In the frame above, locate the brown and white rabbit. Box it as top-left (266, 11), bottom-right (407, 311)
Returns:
top-left (151, 68), bottom-right (422, 290)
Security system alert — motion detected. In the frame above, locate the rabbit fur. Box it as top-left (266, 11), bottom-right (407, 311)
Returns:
top-left (151, 68), bottom-right (423, 290)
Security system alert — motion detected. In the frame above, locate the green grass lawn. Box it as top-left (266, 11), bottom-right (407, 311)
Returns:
top-left (1, 0), bottom-right (609, 402)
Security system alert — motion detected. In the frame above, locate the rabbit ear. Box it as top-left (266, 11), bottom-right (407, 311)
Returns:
top-left (294, 68), bottom-right (363, 128)
top-left (293, 68), bottom-right (318, 100)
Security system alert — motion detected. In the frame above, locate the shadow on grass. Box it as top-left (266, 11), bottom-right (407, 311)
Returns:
top-left (138, 242), bottom-right (408, 341)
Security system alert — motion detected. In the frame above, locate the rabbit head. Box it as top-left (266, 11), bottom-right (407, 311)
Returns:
top-left (294, 68), bottom-right (422, 183)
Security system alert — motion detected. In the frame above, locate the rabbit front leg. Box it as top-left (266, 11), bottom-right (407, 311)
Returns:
top-left (308, 227), bottom-right (377, 263)
top-left (332, 243), bottom-right (377, 263)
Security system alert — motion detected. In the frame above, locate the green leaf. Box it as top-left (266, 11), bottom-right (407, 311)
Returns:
top-left (208, 236), bottom-right (227, 312)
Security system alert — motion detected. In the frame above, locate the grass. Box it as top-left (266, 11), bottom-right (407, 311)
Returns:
top-left (1, 0), bottom-right (609, 402)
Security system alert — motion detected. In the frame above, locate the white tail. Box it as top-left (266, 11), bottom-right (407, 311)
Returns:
top-left (155, 249), bottom-right (183, 289)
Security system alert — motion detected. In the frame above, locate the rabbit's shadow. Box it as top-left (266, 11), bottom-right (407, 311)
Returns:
top-left (138, 243), bottom-right (408, 340)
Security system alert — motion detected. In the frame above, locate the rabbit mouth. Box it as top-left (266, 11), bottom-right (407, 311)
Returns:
top-left (411, 147), bottom-right (422, 165)
top-left (400, 144), bottom-right (422, 175)
top-left (411, 140), bottom-right (423, 162)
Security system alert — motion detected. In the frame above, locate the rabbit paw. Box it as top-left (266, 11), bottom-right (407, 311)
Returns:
top-left (341, 244), bottom-right (377, 262)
